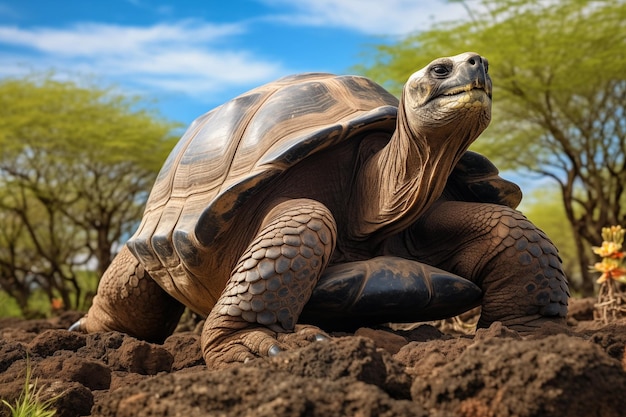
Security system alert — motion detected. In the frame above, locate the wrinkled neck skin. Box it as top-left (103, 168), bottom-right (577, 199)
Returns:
top-left (353, 95), bottom-right (484, 242)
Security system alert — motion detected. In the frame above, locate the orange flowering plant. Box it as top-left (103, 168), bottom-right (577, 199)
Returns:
top-left (591, 226), bottom-right (626, 284)
top-left (593, 225), bottom-right (626, 323)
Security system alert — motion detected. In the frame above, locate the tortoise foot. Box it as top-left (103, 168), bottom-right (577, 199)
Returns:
top-left (276, 324), bottom-right (330, 350)
top-left (269, 325), bottom-right (331, 357)
top-left (75, 245), bottom-right (185, 343)
top-left (201, 312), bottom-right (328, 368)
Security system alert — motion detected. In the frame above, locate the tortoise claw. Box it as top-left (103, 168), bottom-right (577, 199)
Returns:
top-left (314, 333), bottom-right (329, 342)
top-left (268, 344), bottom-right (283, 357)
top-left (267, 331), bottom-right (326, 358)
top-left (68, 319), bottom-right (85, 333)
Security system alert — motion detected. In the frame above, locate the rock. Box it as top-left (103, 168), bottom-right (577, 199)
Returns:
top-left (80, 331), bottom-right (126, 362)
top-left (94, 366), bottom-right (425, 417)
top-left (36, 356), bottom-right (111, 390)
top-left (0, 371), bottom-right (93, 417)
top-left (162, 333), bottom-right (204, 371)
top-left (394, 337), bottom-right (472, 378)
top-left (580, 322), bottom-right (626, 361)
top-left (411, 334), bottom-right (626, 417)
top-left (397, 323), bottom-right (451, 342)
top-left (107, 337), bottom-right (173, 375)
top-left (44, 380), bottom-right (93, 417)
top-left (261, 336), bottom-right (412, 399)
top-left (473, 321), bottom-right (522, 341)
top-left (355, 327), bottom-right (408, 354)
top-left (0, 340), bottom-right (27, 373)
top-left (29, 330), bottom-right (87, 357)
top-left (1, 309), bottom-right (626, 417)
top-left (567, 297), bottom-right (596, 322)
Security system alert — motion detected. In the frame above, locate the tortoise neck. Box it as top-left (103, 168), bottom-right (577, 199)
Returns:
top-left (352, 102), bottom-right (467, 241)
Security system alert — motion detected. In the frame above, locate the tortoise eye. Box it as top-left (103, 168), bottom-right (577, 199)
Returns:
top-left (430, 64), bottom-right (450, 77)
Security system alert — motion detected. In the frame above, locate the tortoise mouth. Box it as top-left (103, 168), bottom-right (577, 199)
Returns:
top-left (428, 86), bottom-right (491, 113)
top-left (441, 84), bottom-right (491, 100)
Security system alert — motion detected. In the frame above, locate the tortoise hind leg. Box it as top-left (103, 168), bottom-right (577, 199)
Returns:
top-left (201, 198), bottom-right (336, 368)
top-left (405, 200), bottom-right (568, 331)
top-left (73, 245), bottom-right (185, 343)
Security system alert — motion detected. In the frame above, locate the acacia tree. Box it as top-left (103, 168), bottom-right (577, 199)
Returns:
top-left (0, 76), bottom-right (179, 313)
top-left (359, 0), bottom-right (626, 295)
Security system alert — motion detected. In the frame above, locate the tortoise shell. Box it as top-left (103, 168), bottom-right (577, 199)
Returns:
top-left (127, 73), bottom-right (401, 311)
top-left (126, 72), bottom-right (520, 314)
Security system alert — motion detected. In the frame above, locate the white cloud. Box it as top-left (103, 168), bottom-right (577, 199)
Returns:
top-left (0, 21), bottom-right (243, 56)
top-left (0, 0), bottom-right (469, 106)
top-left (261, 0), bottom-right (470, 35)
top-left (0, 20), bottom-right (285, 99)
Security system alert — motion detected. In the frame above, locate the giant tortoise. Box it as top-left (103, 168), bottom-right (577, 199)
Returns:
top-left (73, 52), bottom-right (569, 367)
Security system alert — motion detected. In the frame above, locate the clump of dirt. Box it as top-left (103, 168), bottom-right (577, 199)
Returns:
top-left (1, 299), bottom-right (625, 417)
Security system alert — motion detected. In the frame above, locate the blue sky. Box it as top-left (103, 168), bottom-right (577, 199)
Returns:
top-left (0, 0), bottom-right (470, 125)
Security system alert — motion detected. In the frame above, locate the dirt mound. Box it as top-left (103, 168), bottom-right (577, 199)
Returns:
top-left (1, 299), bottom-right (625, 417)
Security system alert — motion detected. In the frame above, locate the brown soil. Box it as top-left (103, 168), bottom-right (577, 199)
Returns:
top-left (1, 298), bottom-right (625, 417)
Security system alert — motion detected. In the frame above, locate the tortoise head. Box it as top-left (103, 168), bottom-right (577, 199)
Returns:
top-left (399, 52), bottom-right (492, 146)
top-left (352, 53), bottom-right (494, 240)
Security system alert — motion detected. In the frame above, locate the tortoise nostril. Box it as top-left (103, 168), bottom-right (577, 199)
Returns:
top-left (469, 57), bottom-right (476, 65)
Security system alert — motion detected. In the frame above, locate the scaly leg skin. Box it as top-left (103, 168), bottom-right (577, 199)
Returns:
top-left (72, 245), bottom-right (185, 343)
top-left (201, 199), bottom-right (336, 368)
top-left (401, 200), bottom-right (569, 332)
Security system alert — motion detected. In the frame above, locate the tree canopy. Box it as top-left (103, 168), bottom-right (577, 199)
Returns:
top-left (359, 0), bottom-right (626, 294)
top-left (0, 75), bottom-right (180, 314)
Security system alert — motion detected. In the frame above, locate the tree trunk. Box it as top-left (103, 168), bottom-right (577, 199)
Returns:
top-left (572, 229), bottom-right (594, 296)
top-left (96, 225), bottom-right (113, 277)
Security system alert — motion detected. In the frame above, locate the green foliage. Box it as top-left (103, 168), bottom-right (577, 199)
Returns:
top-left (0, 74), bottom-right (180, 312)
top-left (0, 290), bottom-right (53, 319)
top-left (0, 75), bottom-right (176, 170)
top-left (360, 0), bottom-right (626, 159)
top-left (359, 0), bottom-right (626, 172)
top-left (0, 291), bottom-right (22, 317)
top-left (2, 360), bottom-right (58, 417)
top-left (359, 0), bottom-right (626, 294)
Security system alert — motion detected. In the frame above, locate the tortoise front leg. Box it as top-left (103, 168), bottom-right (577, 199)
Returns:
top-left (72, 245), bottom-right (185, 343)
top-left (201, 198), bottom-right (336, 368)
